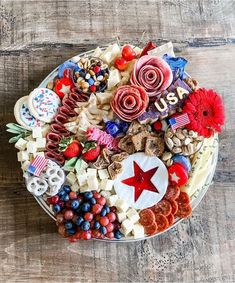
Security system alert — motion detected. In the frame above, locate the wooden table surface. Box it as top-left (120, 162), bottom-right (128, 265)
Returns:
top-left (0, 0), bottom-right (235, 282)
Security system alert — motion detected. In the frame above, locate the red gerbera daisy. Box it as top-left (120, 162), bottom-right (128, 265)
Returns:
top-left (182, 88), bottom-right (225, 138)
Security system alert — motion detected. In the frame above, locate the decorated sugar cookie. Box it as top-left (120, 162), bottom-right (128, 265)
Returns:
top-left (14, 96), bottom-right (44, 130)
top-left (28, 88), bottom-right (61, 123)
top-left (7, 41), bottom-right (225, 242)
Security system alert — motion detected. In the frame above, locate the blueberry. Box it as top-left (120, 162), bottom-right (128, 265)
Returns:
top-left (71, 200), bottom-right (80, 210)
top-left (58, 190), bottom-right (66, 198)
top-left (100, 226), bottom-right (107, 235)
top-left (81, 202), bottom-right (91, 212)
top-left (66, 229), bottom-right (76, 235)
top-left (100, 208), bottom-right (107, 217)
top-left (94, 221), bottom-right (100, 229)
top-left (75, 216), bottom-right (84, 226)
top-left (89, 197), bottom-right (96, 205)
top-left (104, 205), bottom-right (110, 214)
top-left (84, 192), bottom-right (93, 199)
top-left (65, 222), bottom-right (73, 229)
top-left (81, 221), bottom-right (90, 231)
top-left (52, 204), bottom-right (61, 213)
top-left (61, 193), bottom-right (69, 202)
top-left (63, 185), bottom-right (71, 193)
top-left (114, 230), bottom-right (123, 239)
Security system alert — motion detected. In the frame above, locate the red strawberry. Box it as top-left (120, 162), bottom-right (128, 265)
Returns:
top-left (82, 141), bottom-right (101, 162)
top-left (59, 138), bottom-right (82, 159)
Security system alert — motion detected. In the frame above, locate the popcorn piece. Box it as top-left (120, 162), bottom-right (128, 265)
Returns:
top-left (115, 198), bottom-right (129, 212)
top-left (15, 138), bottom-right (27, 151)
top-left (21, 160), bottom-right (30, 171)
top-left (32, 127), bottom-right (42, 138)
top-left (126, 208), bottom-right (140, 224)
top-left (17, 151), bottom-right (29, 162)
top-left (117, 212), bottom-right (126, 223)
top-left (107, 69), bottom-right (121, 90)
top-left (98, 169), bottom-right (110, 180)
top-left (86, 168), bottom-right (97, 178)
top-left (26, 141), bottom-right (37, 154)
top-left (99, 179), bottom-right (113, 191)
top-left (87, 177), bottom-right (99, 191)
top-left (77, 173), bottom-right (87, 187)
top-left (106, 194), bottom-right (119, 206)
top-left (132, 224), bottom-right (145, 239)
top-left (71, 182), bottom-right (80, 192)
top-left (66, 172), bottom-right (77, 185)
top-left (121, 219), bottom-right (133, 236)
top-left (36, 138), bottom-right (46, 150)
top-left (100, 190), bottom-right (111, 198)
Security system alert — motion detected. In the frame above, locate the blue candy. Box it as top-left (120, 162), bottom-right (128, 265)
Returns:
top-left (114, 230), bottom-right (123, 239)
top-left (172, 154), bottom-right (192, 172)
top-left (63, 185), bottom-right (71, 193)
top-left (89, 197), bottom-right (96, 205)
top-left (66, 228), bottom-right (76, 235)
top-left (65, 222), bottom-right (73, 229)
top-left (94, 221), bottom-right (100, 229)
top-left (81, 221), bottom-right (90, 231)
top-left (100, 208), bottom-right (107, 217)
top-left (71, 200), bottom-right (80, 210)
top-left (75, 216), bottom-right (84, 226)
top-left (81, 202), bottom-right (91, 212)
top-left (84, 192), bottom-right (93, 199)
top-left (58, 61), bottom-right (76, 78)
top-left (118, 121), bottom-right (129, 133)
top-left (163, 54), bottom-right (188, 80)
top-left (104, 205), bottom-right (110, 214)
top-left (58, 190), bottom-right (66, 198)
top-left (100, 226), bottom-right (107, 235)
top-left (105, 121), bottom-right (121, 137)
top-left (88, 78), bottom-right (95, 85)
top-left (61, 193), bottom-right (69, 202)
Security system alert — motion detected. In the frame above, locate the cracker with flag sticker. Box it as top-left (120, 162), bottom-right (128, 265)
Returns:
top-left (169, 113), bottom-right (190, 131)
top-left (27, 155), bottom-right (48, 177)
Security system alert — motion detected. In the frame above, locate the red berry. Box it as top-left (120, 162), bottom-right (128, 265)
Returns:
top-left (75, 231), bottom-right (82, 239)
top-left (93, 192), bottom-right (101, 199)
top-left (90, 220), bottom-right (95, 229)
top-left (69, 191), bottom-right (77, 200)
top-left (64, 209), bottom-right (74, 220)
top-left (81, 230), bottom-right (92, 240)
top-left (100, 216), bottom-right (109, 226)
top-left (93, 66), bottom-right (100, 74)
top-left (122, 45), bottom-right (136, 61)
top-left (107, 212), bottom-right (116, 222)
top-left (47, 195), bottom-right (59, 204)
top-left (57, 201), bottom-right (64, 208)
top-left (153, 121), bottom-right (162, 131)
top-left (106, 232), bottom-right (114, 239)
top-left (114, 57), bottom-right (128, 71)
top-left (96, 197), bottom-right (106, 206)
top-left (90, 85), bottom-right (96, 92)
top-left (106, 222), bottom-right (114, 233)
top-left (92, 204), bottom-right (103, 214)
top-left (69, 236), bottom-right (77, 243)
top-left (84, 212), bottom-right (94, 222)
top-left (91, 229), bottom-right (101, 239)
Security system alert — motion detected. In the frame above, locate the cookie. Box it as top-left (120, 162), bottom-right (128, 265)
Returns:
top-left (28, 88), bottom-right (61, 123)
top-left (14, 96), bottom-right (44, 130)
top-left (145, 136), bottom-right (165, 157)
top-left (131, 131), bottom-right (150, 151)
top-left (118, 135), bottom-right (136, 154)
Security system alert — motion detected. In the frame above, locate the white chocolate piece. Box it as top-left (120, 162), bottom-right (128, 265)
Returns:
top-left (15, 138), bottom-right (27, 151)
top-left (77, 173), bottom-right (87, 187)
top-left (106, 194), bottom-right (119, 207)
top-left (115, 199), bottom-right (129, 212)
top-left (66, 172), bottom-right (77, 185)
top-left (87, 177), bottom-right (99, 191)
top-left (36, 138), bottom-right (46, 150)
top-left (117, 212), bottom-right (126, 223)
top-left (32, 127), bottom-right (42, 138)
top-left (132, 224), bottom-right (145, 239)
top-left (126, 208), bottom-right (140, 224)
top-left (26, 141), bottom-right (37, 154)
top-left (17, 151), bottom-right (29, 162)
top-left (86, 168), bottom-right (97, 178)
top-left (121, 219), bottom-right (133, 236)
top-left (99, 179), bottom-right (113, 191)
top-left (98, 169), bottom-right (110, 180)
top-left (71, 182), bottom-right (80, 192)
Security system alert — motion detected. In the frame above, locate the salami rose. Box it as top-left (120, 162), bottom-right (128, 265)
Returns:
top-left (130, 55), bottom-right (173, 98)
top-left (110, 85), bottom-right (149, 122)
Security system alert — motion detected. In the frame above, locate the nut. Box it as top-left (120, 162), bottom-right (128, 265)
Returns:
top-left (172, 147), bottom-right (182, 154)
top-left (173, 137), bottom-right (181, 146)
top-left (166, 138), bottom-right (174, 149)
top-left (184, 137), bottom-right (192, 146)
top-left (166, 159), bottom-right (173, 167)
top-left (162, 152), bottom-right (172, 161)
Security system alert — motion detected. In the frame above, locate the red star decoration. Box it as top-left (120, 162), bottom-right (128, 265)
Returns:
top-left (122, 161), bottom-right (159, 202)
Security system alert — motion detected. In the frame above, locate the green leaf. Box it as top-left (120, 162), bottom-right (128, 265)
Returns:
top-left (9, 134), bottom-right (23, 143)
top-left (6, 123), bottom-right (29, 133)
top-left (6, 129), bottom-right (22, 134)
top-left (75, 158), bottom-right (88, 174)
top-left (63, 157), bottom-right (78, 171)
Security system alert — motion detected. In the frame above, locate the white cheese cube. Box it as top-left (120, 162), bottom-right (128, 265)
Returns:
top-left (115, 199), bottom-right (129, 212)
top-left (17, 151), bottom-right (29, 162)
top-left (107, 69), bottom-right (121, 90)
top-left (21, 160), bottom-right (30, 171)
top-left (32, 127), bottom-right (42, 138)
top-left (33, 152), bottom-right (45, 158)
top-left (71, 182), bottom-right (80, 192)
top-left (87, 177), bottom-right (99, 191)
top-left (99, 179), bottom-right (113, 191)
top-left (106, 194), bottom-right (119, 207)
top-left (26, 141), bottom-right (37, 153)
top-left (126, 208), bottom-right (140, 224)
top-left (92, 46), bottom-right (102, 58)
top-left (36, 138), bottom-right (46, 150)
top-left (117, 212), bottom-right (126, 223)
top-left (121, 219), bottom-right (133, 236)
top-left (86, 168), bottom-right (97, 178)
top-left (98, 169), bottom-right (110, 180)
top-left (132, 224), bottom-right (145, 239)
top-left (100, 191), bottom-right (111, 198)
top-left (77, 173), bottom-right (87, 187)
top-left (66, 172), bottom-right (77, 185)
top-left (15, 138), bottom-right (27, 151)
top-left (80, 185), bottom-right (91, 193)
top-left (100, 51), bottom-right (112, 64)
top-left (100, 43), bottom-right (120, 64)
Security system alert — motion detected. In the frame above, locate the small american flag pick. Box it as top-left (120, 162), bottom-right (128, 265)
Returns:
top-left (169, 113), bottom-right (190, 131)
top-left (27, 155), bottom-right (48, 177)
